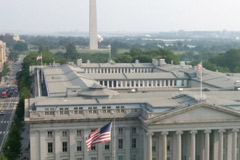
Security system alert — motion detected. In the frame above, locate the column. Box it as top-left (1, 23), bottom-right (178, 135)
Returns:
top-left (232, 129), bottom-right (238, 160)
top-left (83, 129), bottom-right (90, 160)
top-left (213, 130), bottom-right (219, 160)
top-left (69, 129), bottom-right (75, 160)
top-left (218, 129), bottom-right (225, 160)
top-left (154, 80), bottom-right (157, 87)
top-left (143, 80), bottom-right (145, 87)
top-left (138, 80), bottom-right (141, 88)
top-left (112, 80), bottom-right (114, 88)
top-left (122, 81), bottom-right (125, 88)
top-left (55, 131), bottom-right (61, 160)
top-left (147, 132), bottom-right (153, 160)
top-left (227, 129), bottom-right (233, 160)
top-left (139, 129), bottom-right (144, 160)
top-left (200, 131), bottom-right (205, 160)
top-left (143, 131), bottom-right (147, 160)
top-left (40, 131), bottom-right (46, 160)
top-left (126, 128), bottom-right (131, 160)
top-left (30, 131), bottom-right (40, 160)
top-left (204, 130), bottom-right (211, 160)
top-left (116, 81), bottom-right (119, 88)
top-left (176, 131), bottom-right (183, 160)
top-left (162, 131), bottom-right (168, 160)
top-left (98, 143), bottom-right (104, 160)
top-left (190, 130), bottom-right (197, 160)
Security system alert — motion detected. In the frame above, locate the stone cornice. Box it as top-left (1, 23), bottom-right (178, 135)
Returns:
top-left (144, 102), bottom-right (240, 125)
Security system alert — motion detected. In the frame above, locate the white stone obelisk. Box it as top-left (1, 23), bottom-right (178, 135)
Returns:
top-left (89, 0), bottom-right (98, 50)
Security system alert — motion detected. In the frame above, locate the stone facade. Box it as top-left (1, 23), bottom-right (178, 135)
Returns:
top-left (26, 102), bottom-right (240, 160)
top-left (89, 0), bottom-right (98, 50)
top-left (0, 40), bottom-right (7, 70)
top-left (26, 61), bottom-right (240, 160)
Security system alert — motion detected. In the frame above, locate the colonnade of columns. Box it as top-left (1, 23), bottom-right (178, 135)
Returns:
top-left (147, 129), bottom-right (239, 160)
top-left (99, 79), bottom-right (185, 88)
top-left (84, 67), bottom-right (154, 74)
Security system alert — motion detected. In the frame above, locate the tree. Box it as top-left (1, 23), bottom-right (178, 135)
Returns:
top-left (65, 44), bottom-right (78, 59)
top-left (1, 154), bottom-right (8, 160)
top-left (114, 54), bottom-right (133, 63)
top-left (13, 41), bottom-right (28, 51)
top-left (38, 45), bottom-right (49, 53)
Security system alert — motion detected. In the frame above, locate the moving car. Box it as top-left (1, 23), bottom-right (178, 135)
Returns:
top-left (1, 92), bottom-right (7, 98)
top-left (0, 111), bottom-right (4, 115)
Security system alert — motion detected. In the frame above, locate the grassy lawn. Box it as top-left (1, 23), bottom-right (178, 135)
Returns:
top-left (174, 51), bottom-right (185, 55)
top-left (117, 49), bottom-right (129, 54)
top-left (174, 51), bottom-right (199, 55)
top-left (77, 49), bottom-right (110, 54)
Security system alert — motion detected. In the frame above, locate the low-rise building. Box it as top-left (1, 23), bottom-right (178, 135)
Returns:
top-left (25, 59), bottom-right (240, 160)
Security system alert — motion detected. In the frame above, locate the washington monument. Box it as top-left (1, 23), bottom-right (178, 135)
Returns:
top-left (89, 0), bottom-right (98, 50)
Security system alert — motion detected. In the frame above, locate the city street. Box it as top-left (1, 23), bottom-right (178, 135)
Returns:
top-left (0, 56), bottom-right (23, 154)
top-left (0, 95), bottom-right (18, 151)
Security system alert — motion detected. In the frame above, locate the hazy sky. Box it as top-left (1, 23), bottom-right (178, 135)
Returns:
top-left (1, 0), bottom-right (240, 34)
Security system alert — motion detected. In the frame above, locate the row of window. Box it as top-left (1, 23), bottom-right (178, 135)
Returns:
top-left (47, 127), bottom-right (138, 138)
top-left (47, 141), bottom-right (82, 153)
top-left (47, 130), bottom-right (82, 138)
top-left (47, 138), bottom-right (138, 154)
top-left (45, 106), bottom-right (130, 115)
top-left (72, 155), bottom-right (125, 160)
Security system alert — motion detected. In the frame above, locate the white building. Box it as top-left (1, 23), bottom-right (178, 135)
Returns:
top-left (25, 59), bottom-right (240, 160)
top-left (0, 40), bottom-right (7, 70)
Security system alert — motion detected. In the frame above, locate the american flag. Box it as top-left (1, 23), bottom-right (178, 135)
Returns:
top-left (36, 55), bottom-right (42, 61)
top-left (86, 122), bottom-right (112, 150)
top-left (195, 62), bottom-right (202, 71)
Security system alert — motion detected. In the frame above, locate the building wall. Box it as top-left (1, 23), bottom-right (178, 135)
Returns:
top-left (29, 120), bottom-right (143, 160)
top-left (0, 40), bottom-right (6, 70)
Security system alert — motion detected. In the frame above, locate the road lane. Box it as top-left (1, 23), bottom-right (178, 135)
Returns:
top-left (0, 94), bottom-right (18, 151)
top-left (0, 56), bottom-right (22, 154)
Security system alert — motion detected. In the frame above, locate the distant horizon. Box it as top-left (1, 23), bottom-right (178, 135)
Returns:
top-left (2, 29), bottom-right (240, 36)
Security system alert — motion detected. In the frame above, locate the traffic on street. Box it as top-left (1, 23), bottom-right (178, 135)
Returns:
top-left (0, 56), bottom-right (23, 154)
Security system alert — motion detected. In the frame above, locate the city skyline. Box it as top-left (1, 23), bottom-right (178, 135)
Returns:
top-left (1, 0), bottom-right (240, 34)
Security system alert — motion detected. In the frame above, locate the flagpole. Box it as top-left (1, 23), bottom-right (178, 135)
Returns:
top-left (112, 117), bottom-right (116, 160)
top-left (200, 60), bottom-right (203, 100)
top-left (41, 53), bottom-right (43, 84)
top-left (41, 53), bottom-right (43, 68)
top-left (108, 45), bottom-right (112, 63)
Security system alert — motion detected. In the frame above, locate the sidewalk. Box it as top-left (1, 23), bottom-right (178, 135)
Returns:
top-left (19, 122), bottom-right (30, 160)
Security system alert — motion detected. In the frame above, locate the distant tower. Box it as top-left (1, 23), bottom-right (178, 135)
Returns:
top-left (89, 0), bottom-right (98, 50)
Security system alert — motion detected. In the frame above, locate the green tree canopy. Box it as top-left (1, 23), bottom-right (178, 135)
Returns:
top-left (13, 41), bottom-right (28, 51)
top-left (206, 49), bottom-right (240, 73)
top-left (65, 44), bottom-right (78, 59)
